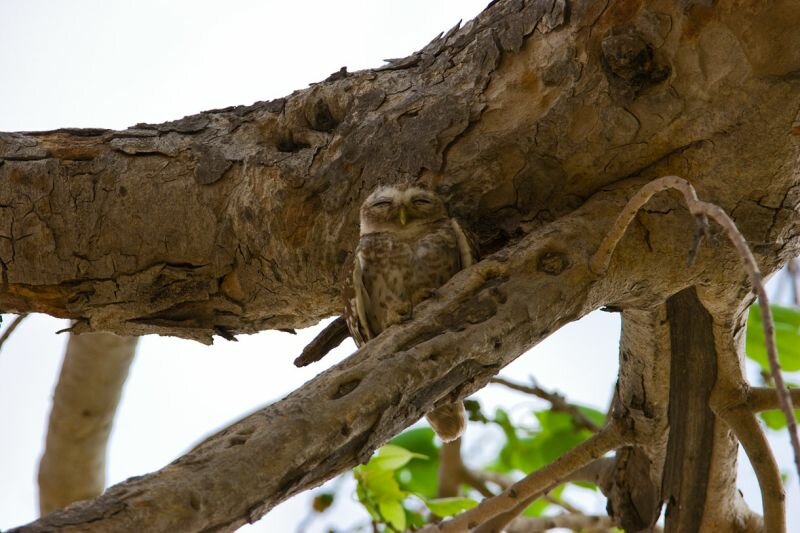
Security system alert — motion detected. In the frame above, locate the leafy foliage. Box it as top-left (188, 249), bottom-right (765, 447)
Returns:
top-left (352, 434), bottom-right (478, 531)
top-left (343, 399), bottom-right (606, 530)
top-left (745, 304), bottom-right (800, 430)
top-left (746, 304), bottom-right (800, 372)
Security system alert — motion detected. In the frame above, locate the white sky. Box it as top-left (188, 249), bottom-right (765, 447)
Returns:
top-left (0, 1), bottom-right (797, 531)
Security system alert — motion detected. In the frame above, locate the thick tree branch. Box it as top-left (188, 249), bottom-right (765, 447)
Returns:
top-left (1, 0), bottom-right (798, 343)
top-left (591, 175), bottom-right (800, 482)
top-left (3, 0), bottom-right (800, 531)
top-left (38, 332), bottom-right (138, 514)
top-left (13, 185), bottom-right (628, 532)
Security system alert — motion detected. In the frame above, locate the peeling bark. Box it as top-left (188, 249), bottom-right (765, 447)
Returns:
top-left (4, 0), bottom-right (800, 531)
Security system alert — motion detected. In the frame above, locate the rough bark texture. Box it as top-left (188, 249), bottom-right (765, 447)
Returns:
top-left (4, 0), bottom-right (800, 531)
top-left (38, 332), bottom-right (138, 514)
top-left (662, 288), bottom-right (717, 532)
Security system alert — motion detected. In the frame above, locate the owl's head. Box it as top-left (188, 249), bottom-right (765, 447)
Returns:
top-left (359, 185), bottom-right (448, 235)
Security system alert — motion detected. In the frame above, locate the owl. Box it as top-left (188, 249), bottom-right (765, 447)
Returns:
top-left (345, 184), bottom-right (476, 442)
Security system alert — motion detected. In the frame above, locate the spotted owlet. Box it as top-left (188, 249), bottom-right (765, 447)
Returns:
top-left (345, 184), bottom-right (476, 442)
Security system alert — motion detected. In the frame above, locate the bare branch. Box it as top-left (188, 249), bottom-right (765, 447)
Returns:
top-left (506, 513), bottom-right (617, 533)
top-left (748, 386), bottom-right (800, 412)
top-left (715, 406), bottom-right (785, 533)
top-left (38, 332), bottom-right (138, 514)
top-left (589, 175), bottom-right (800, 483)
top-left (420, 424), bottom-right (627, 533)
top-left (490, 376), bottom-right (601, 433)
top-left (0, 313), bottom-right (28, 353)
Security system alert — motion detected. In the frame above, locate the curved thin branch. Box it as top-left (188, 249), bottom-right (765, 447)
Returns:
top-left (715, 406), bottom-right (785, 533)
top-left (590, 175), bottom-right (800, 483)
top-left (0, 313), bottom-right (28, 353)
top-left (420, 424), bottom-right (627, 533)
top-left (490, 376), bottom-right (601, 433)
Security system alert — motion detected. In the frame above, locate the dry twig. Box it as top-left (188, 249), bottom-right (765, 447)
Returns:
top-left (0, 313), bottom-right (28, 353)
top-left (589, 175), bottom-right (800, 483)
top-left (490, 376), bottom-right (601, 433)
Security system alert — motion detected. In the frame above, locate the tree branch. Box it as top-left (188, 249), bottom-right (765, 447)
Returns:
top-left (38, 332), bottom-right (138, 514)
top-left (590, 175), bottom-right (800, 483)
top-left (0, 313), bottom-right (27, 353)
top-left (490, 376), bottom-right (601, 433)
top-left (506, 513), bottom-right (617, 533)
top-left (14, 184), bottom-right (629, 532)
top-left (293, 316), bottom-right (349, 367)
top-left (715, 406), bottom-right (785, 533)
top-left (748, 386), bottom-right (800, 412)
top-left (438, 439), bottom-right (463, 498)
top-left (420, 424), bottom-right (628, 533)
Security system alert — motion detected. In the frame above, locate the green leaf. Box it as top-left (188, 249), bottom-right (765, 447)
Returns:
top-left (391, 428), bottom-right (440, 498)
top-left (406, 509), bottom-right (426, 528)
top-left (760, 408), bottom-right (800, 430)
top-left (370, 444), bottom-right (427, 471)
top-left (424, 497), bottom-right (478, 517)
top-left (355, 466), bottom-right (405, 502)
top-left (746, 305), bottom-right (800, 372)
top-left (379, 499), bottom-right (406, 532)
top-left (572, 481), bottom-right (598, 491)
top-left (522, 498), bottom-right (550, 517)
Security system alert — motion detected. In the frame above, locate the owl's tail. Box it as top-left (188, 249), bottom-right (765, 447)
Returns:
top-left (427, 402), bottom-right (466, 443)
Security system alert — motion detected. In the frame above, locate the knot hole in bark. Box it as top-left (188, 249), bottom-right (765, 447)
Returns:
top-left (276, 132), bottom-right (311, 153)
top-left (332, 378), bottom-right (361, 399)
top-left (306, 99), bottom-right (339, 133)
top-left (601, 31), bottom-right (671, 102)
top-left (537, 250), bottom-right (570, 275)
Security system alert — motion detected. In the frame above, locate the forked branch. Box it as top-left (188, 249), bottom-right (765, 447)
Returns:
top-left (589, 175), bottom-right (800, 482)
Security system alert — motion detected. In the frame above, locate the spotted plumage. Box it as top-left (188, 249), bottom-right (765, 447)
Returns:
top-left (345, 184), bottom-right (476, 442)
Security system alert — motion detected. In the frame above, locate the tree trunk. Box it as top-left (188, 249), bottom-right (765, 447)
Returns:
top-left (4, 0), bottom-right (800, 531)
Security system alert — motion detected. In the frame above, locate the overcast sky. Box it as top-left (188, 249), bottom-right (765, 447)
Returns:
top-left (0, 1), bottom-right (797, 531)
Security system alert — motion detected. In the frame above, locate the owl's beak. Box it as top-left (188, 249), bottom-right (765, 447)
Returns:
top-left (399, 206), bottom-right (407, 226)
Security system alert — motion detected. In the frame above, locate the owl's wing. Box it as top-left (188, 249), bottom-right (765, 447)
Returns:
top-left (450, 218), bottom-right (477, 269)
top-left (345, 251), bottom-right (373, 347)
